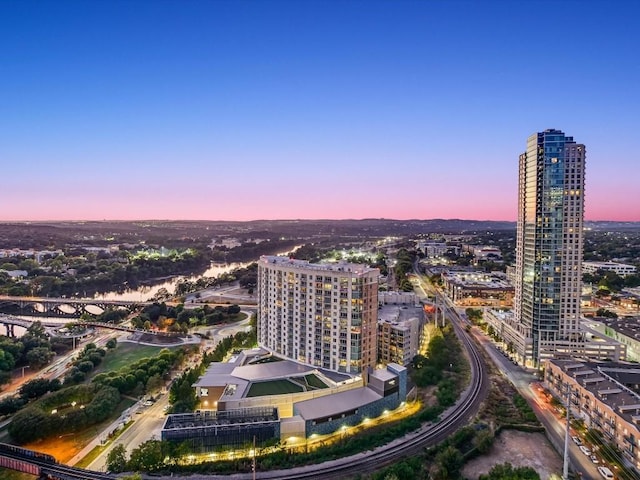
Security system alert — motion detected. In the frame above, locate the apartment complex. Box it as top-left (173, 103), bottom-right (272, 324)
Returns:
top-left (377, 304), bottom-right (424, 366)
top-left (513, 129), bottom-right (586, 367)
top-left (545, 359), bottom-right (640, 472)
top-left (257, 256), bottom-right (379, 374)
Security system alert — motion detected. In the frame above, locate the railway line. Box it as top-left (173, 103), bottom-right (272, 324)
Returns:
top-left (190, 297), bottom-right (488, 480)
top-left (0, 281), bottom-right (489, 480)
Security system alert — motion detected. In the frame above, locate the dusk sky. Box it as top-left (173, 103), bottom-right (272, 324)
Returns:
top-left (1, 0), bottom-right (639, 222)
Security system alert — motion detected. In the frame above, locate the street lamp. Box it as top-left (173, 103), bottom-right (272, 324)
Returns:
top-left (562, 384), bottom-right (571, 480)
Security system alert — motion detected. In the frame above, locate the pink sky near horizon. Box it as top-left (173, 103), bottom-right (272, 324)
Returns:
top-left (3, 179), bottom-right (638, 222)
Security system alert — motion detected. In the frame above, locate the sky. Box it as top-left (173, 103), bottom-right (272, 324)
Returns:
top-left (1, 0), bottom-right (639, 222)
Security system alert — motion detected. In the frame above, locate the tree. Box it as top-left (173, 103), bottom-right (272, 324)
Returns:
top-left (19, 378), bottom-right (59, 400)
top-left (78, 360), bottom-right (95, 373)
top-left (596, 308), bottom-right (618, 318)
top-left (0, 349), bottom-right (16, 372)
top-left (479, 462), bottom-right (539, 479)
top-left (432, 445), bottom-right (463, 480)
top-left (473, 429), bottom-right (494, 454)
top-left (106, 338), bottom-right (117, 349)
top-left (26, 346), bottom-right (54, 369)
top-left (127, 440), bottom-right (166, 472)
top-left (106, 444), bottom-right (128, 473)
top-left (0, 396), bottom-right (25, 416)
top-left (145, 374), bottom-right (163, 394)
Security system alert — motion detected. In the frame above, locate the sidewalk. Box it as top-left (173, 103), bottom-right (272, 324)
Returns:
top-left (67, 404), bottom-right (139, 466)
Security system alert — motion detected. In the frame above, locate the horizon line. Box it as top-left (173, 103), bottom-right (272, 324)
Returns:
top-left (0, 218), bottom-right (639, 224)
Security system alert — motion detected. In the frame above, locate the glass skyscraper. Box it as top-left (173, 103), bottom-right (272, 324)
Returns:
top-left (514, 129), bottom-right (586, 367)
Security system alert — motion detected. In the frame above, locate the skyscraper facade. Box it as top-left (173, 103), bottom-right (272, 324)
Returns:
top-left (257, 256), bottom-right (379, 374)
top-left (513, 129), bottom-right (586, 367)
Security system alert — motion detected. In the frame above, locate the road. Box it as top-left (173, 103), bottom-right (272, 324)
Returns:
top-left (86, 394), bottom-right (170, 472)
top-left (472, 330), bottom-right (602, 479)
top-left (84, 316), bottom-right (254, 472)
top-left (412, 266), bottom-right (602, 480)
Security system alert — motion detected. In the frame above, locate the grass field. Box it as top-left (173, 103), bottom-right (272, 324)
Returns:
top-left (246, 379), bottom-right (304, 397)
top-left (0, 468), bottom-right (33, 480)
top-left (305, 374), bottom-right (328, 389)
top-left (93, 342), bottom-right (167, 374)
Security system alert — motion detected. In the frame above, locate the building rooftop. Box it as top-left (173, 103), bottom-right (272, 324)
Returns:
top-left (163, 407), bottom-right (279, 431)
top-left (598, 317), bottom-right (640, 341)
top-left (294, 386), bottom-right (382, 421)
top-left (442, 271), bottom-right (513, 290)
top-left (259, 255), bottom-right (377, 275)
top-left (378, 305), bottom-right (424, 327)
top-left (370, 367), bottom-right (397, 382)
top-left (194, 350), bottom-right (355, 402)
top-left (549, 359), bottom-right (640, 425)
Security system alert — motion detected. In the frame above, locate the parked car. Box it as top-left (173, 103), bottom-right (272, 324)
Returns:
top-left (590, 454), bottom-right (599, 464)
top-left (572, 436), bottom-right (583, 446)
top-left (597, 466), bottom-right (614, 479)
top-left (579, 445), bottom-right (591, 456)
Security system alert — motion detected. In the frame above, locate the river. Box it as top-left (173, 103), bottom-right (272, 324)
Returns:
top-left (93, 245), bottom-right (303, 302)
top-left (94, 261), bottom-right (252, 302)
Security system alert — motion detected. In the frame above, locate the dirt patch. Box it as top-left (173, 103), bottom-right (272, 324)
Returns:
top-left (462, 429), bottom-right (562, 480)
top-left (25, 435), bottom-right (82, 464)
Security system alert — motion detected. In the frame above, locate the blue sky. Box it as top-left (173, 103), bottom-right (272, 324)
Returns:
top-left (1, 0), bottom-right (639, 221)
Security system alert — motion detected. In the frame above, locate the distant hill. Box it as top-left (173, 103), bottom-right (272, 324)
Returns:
top-left (1, 219), bottom-right (638, 250)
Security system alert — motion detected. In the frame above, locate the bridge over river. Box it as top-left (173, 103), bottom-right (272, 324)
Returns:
top-left (0, 295), bottom-right (151, 318)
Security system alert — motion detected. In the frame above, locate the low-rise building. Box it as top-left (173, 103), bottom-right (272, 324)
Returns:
top-left (161, 407), bottom-right (280, 452)
top-left (442, 271), bottom-right (514, 307)
top-left (583, 261), bottom-right (638, 277)
top-left (175, 350), bottom-right (408, 451)
top-left (416, 241), bottom-right (456, 258)
top-left (377, 304), bottom-right (424, 366)
top-left (587, 317), bottom-right (640, 362)
top-left (468, 245), bottom-right (503, 263)
top-left (0, 269), bottom-right (28, 279)
top-left (378, 291), bottom-right (417, 306)
top-left (485, 310), bottom-right (625, 367)
top-left (545, 359), bottom-right (640, 473)
top-left (193, 348), bottom-right (359, 418)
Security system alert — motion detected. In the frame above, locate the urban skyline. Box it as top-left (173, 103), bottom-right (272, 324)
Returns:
top-left (2, 1), bottom-right (639, 222)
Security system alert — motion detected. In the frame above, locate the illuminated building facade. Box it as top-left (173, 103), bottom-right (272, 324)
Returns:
top-left (513, 129), bottom-right (586, 366)
top-left (257, 256), bottom-right (379, 374)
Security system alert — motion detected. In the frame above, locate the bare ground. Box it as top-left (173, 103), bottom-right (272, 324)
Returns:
top-left (462, 429), bottom-right (563, 480)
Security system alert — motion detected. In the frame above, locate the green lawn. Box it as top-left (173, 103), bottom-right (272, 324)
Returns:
top-left (93, 343), bottom-right (167, 374)
top-left (246, 379), bottom-right (304, 397)
top-left (0, 469), bottom-right (33, 480)
top-left (305, 374), bottom-right (328, 389)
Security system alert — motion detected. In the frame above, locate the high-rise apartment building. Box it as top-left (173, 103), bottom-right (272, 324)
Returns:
top-left (257, 256), bottom-right (379, 374)
top-left (513, 129), bottom-right (586, 367)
